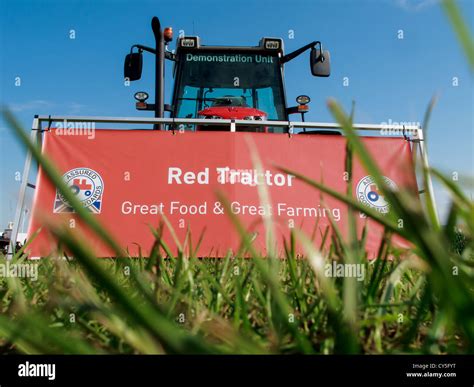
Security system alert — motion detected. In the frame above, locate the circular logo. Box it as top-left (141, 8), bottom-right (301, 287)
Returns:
top-left (356, 175), bottom-right (397, 214)
top-left (56, 168), bottom-right (104, 213)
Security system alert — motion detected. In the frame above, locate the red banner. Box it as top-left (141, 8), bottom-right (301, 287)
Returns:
top-left (26, 130), bottom-right (417, 258)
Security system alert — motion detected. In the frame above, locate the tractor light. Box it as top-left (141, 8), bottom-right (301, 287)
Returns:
top-left (297, 104), bottom-right (309, 113)
top-left (296, 95), bottom-right (311, 105)
top-left (244, 115), bottom-right (265, 121)
top-left (262, 38), bottom-right (282, 51)
top-left (164, 27), bottom-right (173, 43)
top-left (136, 101), bottom-right (148, 110)
top-left (180, 37), bottom-right (198, 48)
top-left (134, 91), bottom-right (149, 102)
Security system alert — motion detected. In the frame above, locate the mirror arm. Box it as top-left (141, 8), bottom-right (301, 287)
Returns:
top-left (286, 106), bottom-right (300, 114)
top-left (280, 41), bottom-right (320, 64)
top-left (165, 50), bottom-right (177, 62)
top-left (132, 44), bottom-right (155, 55)
top-left (131, 44), bottom-right (176, 61)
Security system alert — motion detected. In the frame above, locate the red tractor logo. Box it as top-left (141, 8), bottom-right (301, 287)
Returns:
top-left (71, 178), bottom-right (93, 195)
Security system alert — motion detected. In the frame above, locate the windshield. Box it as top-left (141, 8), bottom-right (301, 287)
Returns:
top-left (212, 96), bottom-right (248, 107)
top-left (174, 51), bottom-right (286, 132)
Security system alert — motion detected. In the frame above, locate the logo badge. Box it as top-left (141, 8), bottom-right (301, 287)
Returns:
top-left (356, 175), bottom-right (397, 214)
top-left (54, 168), bottom-right (104, 214)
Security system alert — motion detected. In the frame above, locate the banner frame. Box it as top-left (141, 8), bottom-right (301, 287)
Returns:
top-left (7, 115), bottom-right (436, 258)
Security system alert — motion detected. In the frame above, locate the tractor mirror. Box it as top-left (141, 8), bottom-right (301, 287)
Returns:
top-left (310, 48), bottom-right (330, 77)
top-left (124, 52), bottom-right (143, 81)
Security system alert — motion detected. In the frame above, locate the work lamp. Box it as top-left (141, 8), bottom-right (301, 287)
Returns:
top-left (296, 95), bottom-right (311, 105)
top-left (134, 91), bottom-right (149, 102)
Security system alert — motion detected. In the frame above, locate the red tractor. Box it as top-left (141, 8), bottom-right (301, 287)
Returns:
top-left (124, 17), bottom-right (330, 133)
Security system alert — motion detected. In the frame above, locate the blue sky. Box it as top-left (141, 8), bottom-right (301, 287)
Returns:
top-left (0, 0), bottom-right (472, 229)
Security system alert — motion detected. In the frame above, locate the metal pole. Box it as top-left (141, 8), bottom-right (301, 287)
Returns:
top-left (21, 209), bottom-right (29, 234)
top-left (7, 116), bottom-right (40, 259)
top-left (417, 127), bottom-right (439, 223)
top-left (152, 16), bottom-right (164, 130)
top-left (411, 128), bottom-right (419, 166)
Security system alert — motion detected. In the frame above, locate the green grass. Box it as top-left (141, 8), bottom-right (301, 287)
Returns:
top-left (0, 236), bottom-right (472, 354)
top-left (0, 0), bottom-right (473, 355)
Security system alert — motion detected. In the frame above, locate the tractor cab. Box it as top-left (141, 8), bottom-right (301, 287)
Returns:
top-left (124, 18), bottom-right (331, 132)
top-left (171, 38), bottom-right (287, 132)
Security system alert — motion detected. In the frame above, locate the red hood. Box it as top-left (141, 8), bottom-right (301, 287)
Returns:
top-left (198, 106), bottom-right (266, 119)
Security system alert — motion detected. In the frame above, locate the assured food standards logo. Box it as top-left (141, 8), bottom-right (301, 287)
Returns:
top-left (53, 168), bottom-right (104, 213)
top-left (356, 175), bottom-right (397, 214)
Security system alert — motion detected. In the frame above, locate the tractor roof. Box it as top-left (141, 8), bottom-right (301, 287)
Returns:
top-left (176, 36), bottom-right (284, 55)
